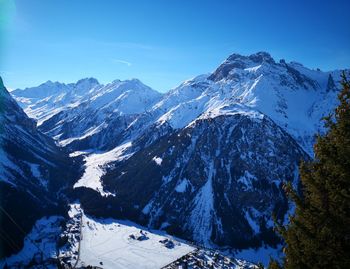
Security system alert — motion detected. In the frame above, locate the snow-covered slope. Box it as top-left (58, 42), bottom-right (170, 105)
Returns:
top-left (73, 141), bottom-right (132, 196)
top-left (70, 53), bottom-right (346, 251)
top-left (0, 77), bottom-right (81, 259)
top-left (0, 216), bottom-right (64, 268)
top-left (35, 79), bottom-right (162, 150)
top-left (12, 78), bottom-right (101, 126)
top-left (99, 113), bottom-right (308, 249)
top-left (127, 52), bottom-right (344, 155)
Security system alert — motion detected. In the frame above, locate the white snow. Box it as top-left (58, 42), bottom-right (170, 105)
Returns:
top-left (73, 142), bottom-right (132, 196)
top-left (12, 54), bottom-right (346, 158)
top-left (11, 79), bottom-right (101, 126)
top-left (175, 178), bottom-right (189, 193)
top-left (0, 216), bottom-right (64, 269)
top-left (89, 79), bottom-right (161, 115)
top-left (188, 160), bottom-right (215, 244)
top-left (11, 79), bottom-right (162, 150)
top-left (77, 208), bottom-right (194, 268)
top-left (143, 55), bottom-right (345, 155)
top-left (142, 200), bottom-right (153, 215)
top-left (237, 171), bottom-right (257, 190)
top-left (152, 156), bottom-right (163, 166)
top-left (24, 161), bottom-right (48, 188)
top-left (58, 123), bottom-right (108, 147)
top-left (244, 210), bottom-right (260, 234)
top-left (69, 150), bottom-right (90, 157)
top-left (245, 64), bottom-right (262, 72)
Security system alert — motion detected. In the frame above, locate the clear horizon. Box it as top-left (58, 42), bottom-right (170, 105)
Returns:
top-left (1, 0), bottom-right (349, 92)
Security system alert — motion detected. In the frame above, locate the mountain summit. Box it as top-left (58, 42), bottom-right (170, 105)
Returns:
top-left (7, 52), bottom-right (348, 252)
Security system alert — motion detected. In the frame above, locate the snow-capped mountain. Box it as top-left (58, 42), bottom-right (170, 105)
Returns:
top-left (74, 53), bottom-right (344, 249)
top-left (8, 52), bottom-right (347, 254)
top-left (126, 52), bottom-right (343, 155)
top-left (12, 77), bottom-right (101, 126)
top-left (0, 77), bottom-right (81, 258)
top-left (12, 53), bottom-right (343, 155)
top-left (13, 78), bottom-right (162, 150)
top-left (91, 113), bottom-right (308, 249)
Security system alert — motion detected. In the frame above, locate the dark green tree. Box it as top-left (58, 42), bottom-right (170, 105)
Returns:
top-left (269, 73), bottom-right (350, 269)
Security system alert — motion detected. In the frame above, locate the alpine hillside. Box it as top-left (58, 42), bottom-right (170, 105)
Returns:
top-left (9, 52), bottom-right (347, 252)
top-left (0, 77), bottom-right (82, 258)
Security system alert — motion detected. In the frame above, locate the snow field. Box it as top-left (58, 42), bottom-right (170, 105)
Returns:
top-left (78, 213), bottom-right (195, 269)
top-left (73, 141), bottom-right (132, 196)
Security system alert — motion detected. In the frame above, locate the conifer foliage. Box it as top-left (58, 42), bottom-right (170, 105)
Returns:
top-left (270, 73), bottom-right (350, 269)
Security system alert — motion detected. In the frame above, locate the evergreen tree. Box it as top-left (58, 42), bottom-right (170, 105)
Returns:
top-left (269, 73), bottom-right (350, 269)
top-left (268, 259), bottom-right (282, 269)
top-left (327, 74), bottom-right (336, 91)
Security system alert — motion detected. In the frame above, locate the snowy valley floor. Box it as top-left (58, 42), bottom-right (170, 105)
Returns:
top-left (0, 203), bottom-right (278, 268)
top-left (75, 207), bottom-right (195, 268)
top-left (66, 204), bottom-right (264, 269)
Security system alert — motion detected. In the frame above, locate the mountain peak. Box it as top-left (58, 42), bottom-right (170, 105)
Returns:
top-left (225, 51), bottom-right (275, 65)
top-left (0, 76), bottom-right (7, 100)
top-left (248, 51), bottom-right (275, 64)
top-left (209, 51), bottom-right (275, 81)
top-left (75, 77), bottom-right (100, 86)
top-left (0, 76), bottom-right (11, 99)
top-left (40, 80), bottom-right (62, 87)
top-left (73, 78), bottom-right (100, 93)
top-left (0, 76), bottom-right (4, 88)
top-left (110, 78), bottom-right (154, 91)
top-left (14, 80), bottom-right (66, 95)
top-left (128, 78), bottom-right (142, 83)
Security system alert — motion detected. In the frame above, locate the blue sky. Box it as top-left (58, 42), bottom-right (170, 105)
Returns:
top-left (0, 0), bottom-right (349, 92)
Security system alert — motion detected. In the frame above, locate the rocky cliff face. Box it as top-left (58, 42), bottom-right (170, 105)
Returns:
top-left (0, 77), bottom-right (82, 258)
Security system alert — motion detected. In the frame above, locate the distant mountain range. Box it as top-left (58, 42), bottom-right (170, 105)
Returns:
top-left (1, 52), bottom-right (347, 261)
top-left (13, 52), bottom-right (342, 155)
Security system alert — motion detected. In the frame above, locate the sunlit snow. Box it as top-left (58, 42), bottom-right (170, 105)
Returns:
top-left (73, 142), bottom-right (132, 196)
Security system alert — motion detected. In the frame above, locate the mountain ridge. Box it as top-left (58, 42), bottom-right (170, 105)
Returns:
top-left (6, 51), bottom-right (349, 256)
